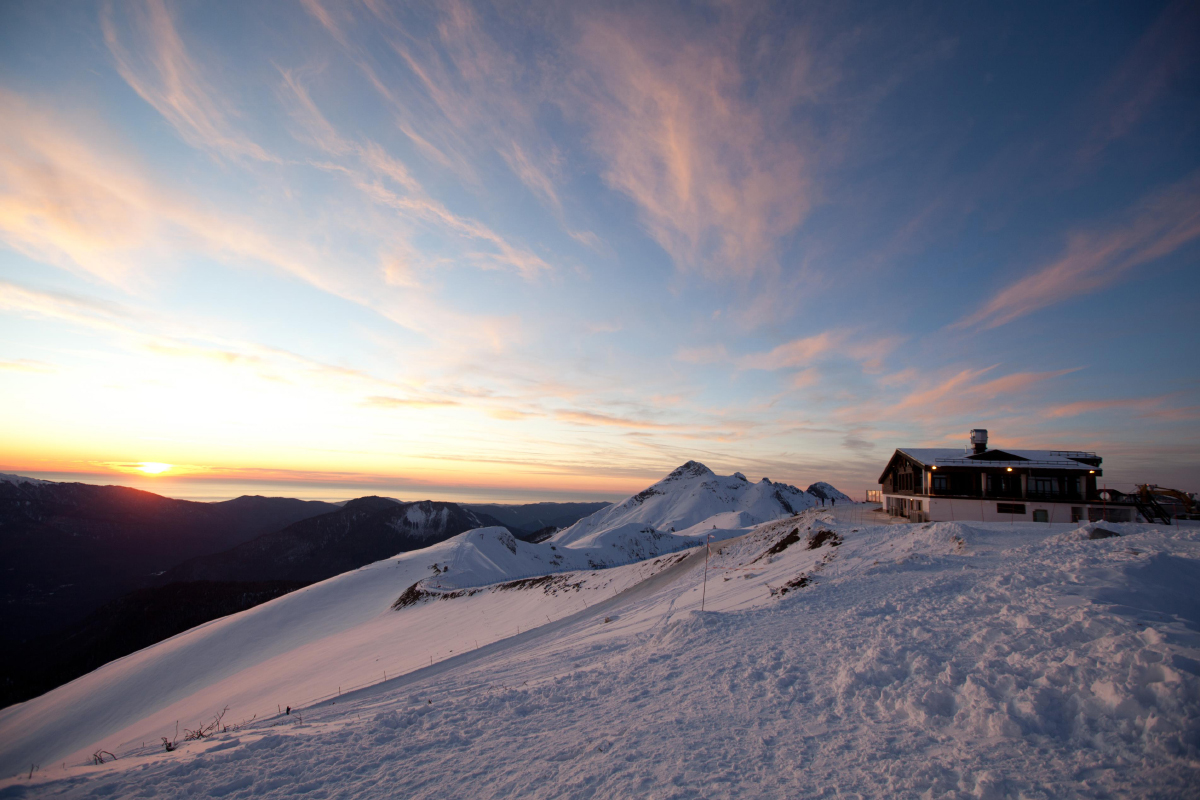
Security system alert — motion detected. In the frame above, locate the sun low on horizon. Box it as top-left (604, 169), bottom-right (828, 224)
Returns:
top-left (0, 0), bottom-right (1197, 503)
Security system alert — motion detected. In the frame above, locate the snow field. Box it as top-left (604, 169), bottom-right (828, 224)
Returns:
top-left (4, 515), bottom-right (1198, 798)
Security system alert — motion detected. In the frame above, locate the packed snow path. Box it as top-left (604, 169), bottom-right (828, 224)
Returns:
top-left (4, 517), bottom-right (1199, 798)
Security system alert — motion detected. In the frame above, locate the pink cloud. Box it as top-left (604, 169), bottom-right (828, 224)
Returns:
top-left (101, 0), bottom-right (276, 162)
top-left (1044, 396), bottom-right (1168, 419)
top-left (957, 170), bottom-right (1200, 329)
top-left (568, 9), bottom-right (813, 281)
top-left (739, 332), bottom-right (841, 371)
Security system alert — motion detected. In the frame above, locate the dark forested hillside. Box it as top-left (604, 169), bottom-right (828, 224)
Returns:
top-left (0, 478), bottom-right (337, 641)
top-left (465, 502), bottom-right (611, 538)
top-left (162, 497), bottom-right (502, 583)
top-left (0, 580), bottom-right (307, 708)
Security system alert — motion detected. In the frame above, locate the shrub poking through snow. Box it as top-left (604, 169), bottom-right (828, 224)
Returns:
top-left (771, 574), bottom-right (811, 596)
top-left (183, 707), bottom-right (228, 741)
top-left (392, 582), bottom-right (432, 609)
top-left (91, 750), bottom-right (114, 765)
top-left (753, 528), bottom-right (801, 563)
top-left (806, 529), bottom-right (841, 549)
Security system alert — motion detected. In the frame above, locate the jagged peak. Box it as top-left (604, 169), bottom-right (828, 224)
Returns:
top-left (732, 472), bottom-right (748, 481)
top-left (664, 461), bottom-right (714, 481)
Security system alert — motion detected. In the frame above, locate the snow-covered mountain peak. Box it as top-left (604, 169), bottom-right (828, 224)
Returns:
top-left (806, 481), bottom-right (853, 503)
top-left (663, 460), bottom-right (714, 481)
top-left (549, 462), bottom-right (820, 557)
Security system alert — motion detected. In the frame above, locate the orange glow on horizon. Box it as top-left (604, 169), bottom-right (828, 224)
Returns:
top-left (137, 462), bottom-right (173, 475)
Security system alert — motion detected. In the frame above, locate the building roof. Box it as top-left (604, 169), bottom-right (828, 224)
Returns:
top-left (896, 448), bottom-right (1099, 470)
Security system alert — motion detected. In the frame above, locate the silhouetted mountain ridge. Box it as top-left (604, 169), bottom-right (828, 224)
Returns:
top-left (0, 477), bottom-right (337, 642)
top-left (162, 498), bottom-right (505, 583)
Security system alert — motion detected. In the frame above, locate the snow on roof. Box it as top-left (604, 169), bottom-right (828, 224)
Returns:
top-left (896, 448), bottom-right (1099, 469)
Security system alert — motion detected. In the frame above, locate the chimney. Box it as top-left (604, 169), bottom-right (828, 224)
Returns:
top-left (969, 429), bottom-right (988, 454)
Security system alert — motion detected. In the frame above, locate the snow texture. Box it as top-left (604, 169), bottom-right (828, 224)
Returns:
top-left (2, 472), bottom-right (1198, 798)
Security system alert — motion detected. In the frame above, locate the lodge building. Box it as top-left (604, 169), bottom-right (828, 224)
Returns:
top-left (877, 429), bottom-right (1139, 523)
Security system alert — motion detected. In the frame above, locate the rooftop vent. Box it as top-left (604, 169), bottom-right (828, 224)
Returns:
top-left (969, 429), bottom-right (988, 454)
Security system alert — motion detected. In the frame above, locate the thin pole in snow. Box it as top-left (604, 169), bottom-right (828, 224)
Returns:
top-left (701, 534), bottom-right (712, 612)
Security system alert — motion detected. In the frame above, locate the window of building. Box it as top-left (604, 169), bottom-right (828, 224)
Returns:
top-left (1031, 477), bottom-right (1058, 495)
top-left (1071, 507), bottom-right (1083, 523)
top-left (1032, 509), bottom-right (1049, 522)
top-left (996, 503), bottom-right (1025, 514)
top-left (932, 475), bottom-right (947, 492)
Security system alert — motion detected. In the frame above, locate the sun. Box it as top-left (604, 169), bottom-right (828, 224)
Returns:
top-left (137, 462), bottom-right (173, 475)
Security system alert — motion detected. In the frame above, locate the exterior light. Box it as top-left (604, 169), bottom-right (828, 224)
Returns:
top-left (1006, 467), bottom-right (1013, 472)
top-left (931, 466), bottom-right (937, 470)
top-left (1089, 470), bottom-right (1095, 474)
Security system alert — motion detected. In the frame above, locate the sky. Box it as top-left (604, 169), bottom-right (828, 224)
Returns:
top-left (1, 0), bottom-right (1198, 503)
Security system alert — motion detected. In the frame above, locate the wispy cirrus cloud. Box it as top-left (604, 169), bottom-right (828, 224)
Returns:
top-left (831, 364), bottom-right (1079, 429)
top-left (0, 359), bottom-right (56, 374)
top-left (301, 0), bottom-right (599, 247)
top-left (894, 367), bottom-right (1079, 417)
top-left (278, 68), bottom-right (552, 280)
top-left (101, 0), bottom-right (275, 162)
top-left (1044, 395), bottom-right (1200, 422)
top-left (362, 395), bottom-right (461, 410)
top-left (737, 332), bottom-right (901, 372)
top-left (0, 88), bottom-right (526, 354)
top-left (567, 8), bottom-right (813, 282)
top-left (0, 279), bottom-right (135, 334)
top-left (739, 332), bottom-right (842, 371)
top-left (1078, 0), bottom-right (1200, 163)
top-left (957, 171), bottom-right (1200, 329)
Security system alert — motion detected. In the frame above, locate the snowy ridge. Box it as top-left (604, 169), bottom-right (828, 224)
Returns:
top-left (805, 480), bottom-right (853, 503)
top-left (550, 461), bottom-right (819, 557)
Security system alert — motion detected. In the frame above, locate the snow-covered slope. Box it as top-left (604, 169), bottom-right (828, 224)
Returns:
top-left (551, 461), bottom-right (818, 557)
top-left (5, 515), bottom-right (1198, 798)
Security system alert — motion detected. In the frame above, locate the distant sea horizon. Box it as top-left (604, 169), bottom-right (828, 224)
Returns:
top-left (3, 470), bottom-right (621, 506)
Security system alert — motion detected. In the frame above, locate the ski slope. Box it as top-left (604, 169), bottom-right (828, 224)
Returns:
top-left (3, 515), bottom-right (1199, 798)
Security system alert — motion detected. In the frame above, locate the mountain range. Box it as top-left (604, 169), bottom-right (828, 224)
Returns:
top-left (6, 460), bottom-right (1183, 797)
top-left (0, 465), bottom-right (848, 710)
top-left (0, 478), bottom-right (613, 708)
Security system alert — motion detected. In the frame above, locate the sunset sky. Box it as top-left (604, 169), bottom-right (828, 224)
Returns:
top-left (1, 0), bottom-right (1198, 502)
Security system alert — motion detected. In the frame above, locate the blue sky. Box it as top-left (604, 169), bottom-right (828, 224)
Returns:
top-left (0, 0), bottom-right (1197, 501)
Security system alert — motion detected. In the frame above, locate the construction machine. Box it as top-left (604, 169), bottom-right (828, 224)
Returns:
top-left (1135, 484), bottom-right (1199, 524)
